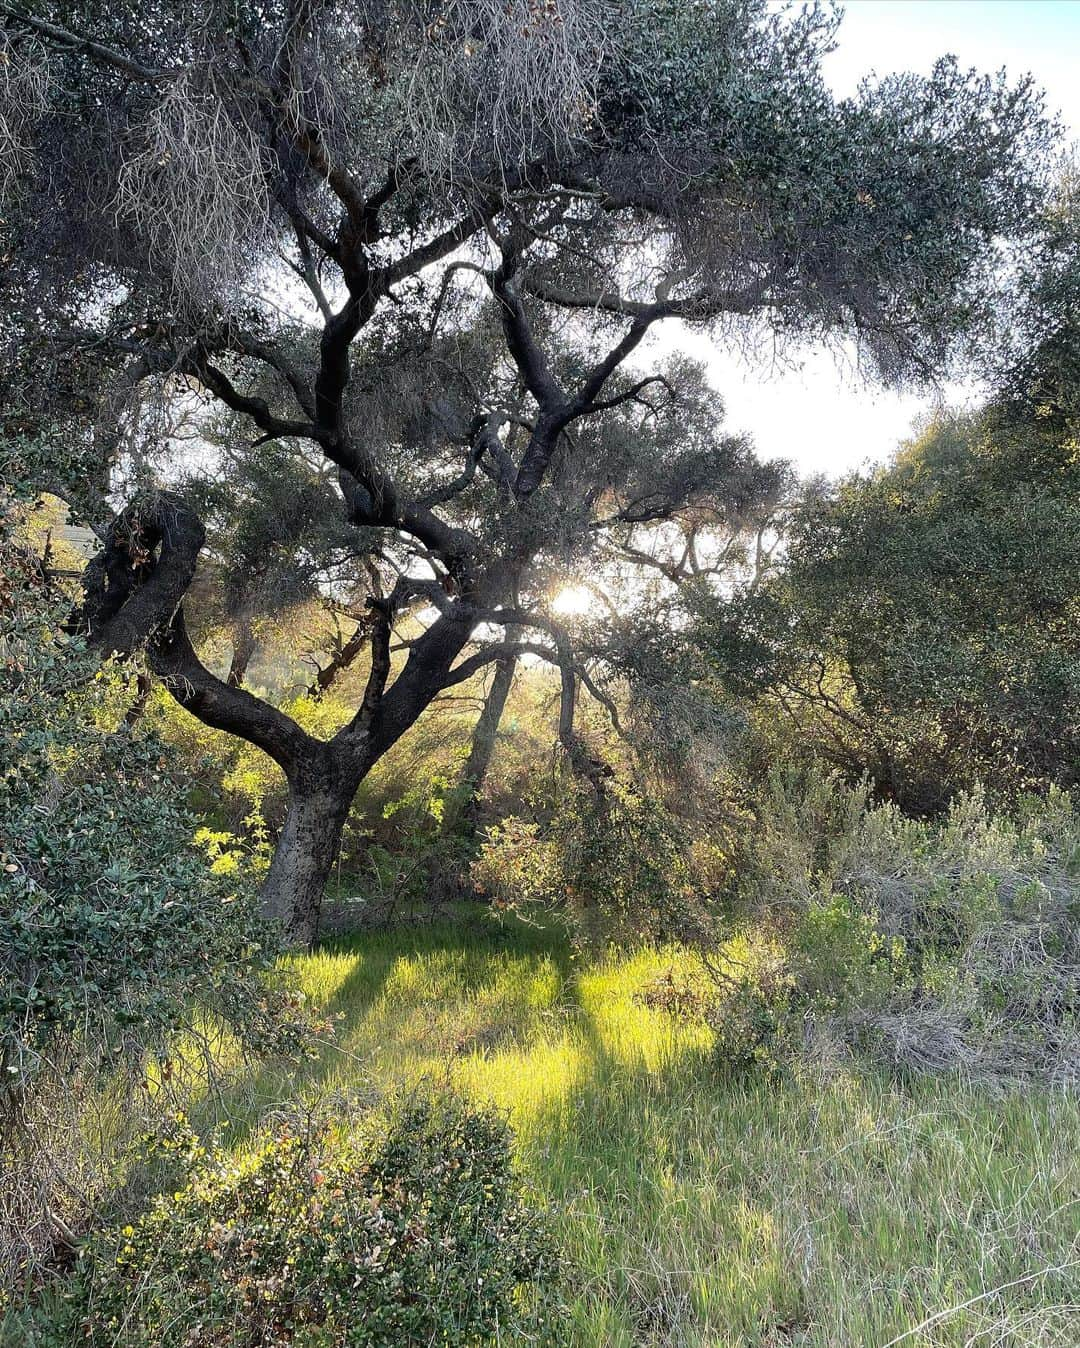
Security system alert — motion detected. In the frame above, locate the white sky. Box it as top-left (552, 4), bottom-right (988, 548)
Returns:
top-left (691, 0), bottom-right (1080, 477)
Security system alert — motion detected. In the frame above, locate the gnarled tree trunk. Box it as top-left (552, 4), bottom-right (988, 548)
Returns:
top-left (260, 773), bottom-right (355, 946)
top-left (72, 494), bottom-right (545, 948)
top-left (227, 617), bottom-right (257, 688)
top-left (461, 650), bottom-right (517, 819)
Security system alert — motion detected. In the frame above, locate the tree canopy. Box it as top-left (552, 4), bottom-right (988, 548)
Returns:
top-left (0, 0), bottom-right (1060, 939)
top-left (703, 182), bottom-right (1080, 811)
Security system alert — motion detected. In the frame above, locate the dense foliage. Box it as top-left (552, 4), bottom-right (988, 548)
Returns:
top-left (0, 465), bottom-right (314, 1297)
top-left (0, 507), bottom-right (304, 1090)
top-left (698, 770), bottom-right (1080, 1086)
top-left (59, 1094), bottom-right (557, 1347)
top-left (704, 403), bottom-right (1080, 812)
top-left (474, 773), bottom-right (725, 947)
top-left (700, 178), bottom-right (1080, 814)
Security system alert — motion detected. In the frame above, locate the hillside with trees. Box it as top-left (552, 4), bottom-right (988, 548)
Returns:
top-left (1, 3), bottom-right (1077, 1344)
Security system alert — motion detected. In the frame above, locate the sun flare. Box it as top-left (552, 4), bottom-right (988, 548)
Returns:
top-left (551, 584), bottom-right (594, 617)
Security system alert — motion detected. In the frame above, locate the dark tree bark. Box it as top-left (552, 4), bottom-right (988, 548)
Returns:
top-left (259, 753), bottom-right (358, 945)
top-left (123, 671), bottom-right (152, 726)
top-left (73, 493), bottom-right (492, 942)
top-left (460, 651), bottom-right (517, 818)
top-left (226, 618), bottom-right (257, 689)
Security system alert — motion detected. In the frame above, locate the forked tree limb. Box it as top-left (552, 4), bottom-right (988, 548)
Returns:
top-left (72, 492), bottom-right (316, 774)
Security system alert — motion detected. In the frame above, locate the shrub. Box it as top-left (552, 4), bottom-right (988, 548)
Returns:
top-left (702, 904), bottom-right (909, 1074)
top-left (704, 406), bottom-right (1080, 814)
top-left (0, 490), bottom-right (314, 1296)
top-left (62, 1093), bottom-right (559, 1347)
top-left (473, 774), bottom-right (724, 947)
top-left (327, 772), bottom-right (477, 930)
top-left (705, 770), bottom-right (1080, 1086)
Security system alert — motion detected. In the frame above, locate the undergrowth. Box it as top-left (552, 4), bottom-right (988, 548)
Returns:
top-left (10, 913), bottom-right (1067, 1347)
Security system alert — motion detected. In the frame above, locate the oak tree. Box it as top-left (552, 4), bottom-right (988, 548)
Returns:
top-left (0, 0), bottom-right (1056, 939)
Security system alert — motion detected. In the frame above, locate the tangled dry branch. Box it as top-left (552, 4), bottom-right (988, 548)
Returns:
top-left (114, 69), bottom-right (272, 310)
top-left (0, 31), bottom-right (51, 206)
top-left (402, 0), bottom-right (611, 185)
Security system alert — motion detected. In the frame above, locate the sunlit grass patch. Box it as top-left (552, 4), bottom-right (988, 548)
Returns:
top-left (208, 909), bottom-right (1078, 1346)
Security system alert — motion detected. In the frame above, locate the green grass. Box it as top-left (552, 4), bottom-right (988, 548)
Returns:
top-left (209, 910), bottom-right (1078, 1347)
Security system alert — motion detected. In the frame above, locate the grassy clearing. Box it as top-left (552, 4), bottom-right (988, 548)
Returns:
top-left (205, 910), bottom-right (1078, 1347)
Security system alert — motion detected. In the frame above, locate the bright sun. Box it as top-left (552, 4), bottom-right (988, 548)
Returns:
top-left (551, 584), bottom-right (594, 617)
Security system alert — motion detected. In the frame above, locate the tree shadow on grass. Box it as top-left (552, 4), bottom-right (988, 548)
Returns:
top-left (203, 908), bottom-right (577, 1141)
top-left (190, 909), bottom-right (786, 1341)
top-left (504, 968), bottom-right (770, 1346)
top-left (189, 910), bottom-right (802, 1342)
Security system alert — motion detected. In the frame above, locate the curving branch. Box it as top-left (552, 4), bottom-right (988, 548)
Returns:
top-left (521, 273), bottom-right (775, 321)
top-left (491, 265), bottom-right (565, 413)
top-left (0, 5), bottom-right (167, 83)
top-left (443, 640), bottom-right (559, 687)
top-left (73, 492), bottom-right (315, 773)
top-left (194, 354), bottom-right (319, 444)
top-left (358, 597), bottom-right (393, 724)
top-left (152, 610), bottom-right (316, 772)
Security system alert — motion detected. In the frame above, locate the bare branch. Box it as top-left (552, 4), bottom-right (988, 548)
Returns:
top-left (0, 6), bottom-right (166, 83)
top-left (193, 355), bottom-right (319, 443)
top-left (522, 274), bottom-right (774, 321)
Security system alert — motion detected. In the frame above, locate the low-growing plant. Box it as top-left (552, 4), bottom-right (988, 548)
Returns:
top-left (58, 1092), bottom-right (559, 1347)
top-left (703, 770), bottom-right (1080, 1085)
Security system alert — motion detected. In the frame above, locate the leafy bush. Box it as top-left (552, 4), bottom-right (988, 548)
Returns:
top-left (704, 405), bottom-right (1080, 813)
top-left (473, 774), bottom-right (723, 947)
top-left (0, 494), bottom-right (314, 1294)
top-left (705, 770), bottom-right (1080, 1085)
top-left (0, 531), bottom-right (309, 1084)
top-left (326, 772), bottom-right (477, 930)
top-left (61, 1093), bottom-right (559, 1347)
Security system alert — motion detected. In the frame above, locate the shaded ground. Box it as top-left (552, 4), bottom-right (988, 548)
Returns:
top-left (205, 910), bottom-right (1078, 1347)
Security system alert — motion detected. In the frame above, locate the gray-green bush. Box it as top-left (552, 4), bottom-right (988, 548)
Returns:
top-left (56, 1093), bottom-right (558, 1348)
top-left (0, 491), bottom-right (313, 1297)
top-left (709, 770), bottom-right (1080, 1086)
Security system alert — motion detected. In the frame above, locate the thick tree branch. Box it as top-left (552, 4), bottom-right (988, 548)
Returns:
top-left (566, 318), bottom-right (653, 417)
top-left (415, 433), bottom-right (487, 508)
top-left (358, 598), bottom-right (392, 724)
top-left (384, 210), bottom-right (492, 288)
top-left (312, 280), bottom-right (378, 441)
top-left (73, 493), bottom-right (314, 773)
top-left (512, 314), bottom-right (656, 498)
top-left (443, 640), bottom-right (559, 686)
top-left (153, 611), bottom-right (316, 772)
top-left (193, 355), bottom-right (319, 443)
top-left (0, 6), bottom-right (167, 82)
top-left (491, 267), bottom-right (565, 413)
top-left (73, 493), bottom-right (205, 657)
